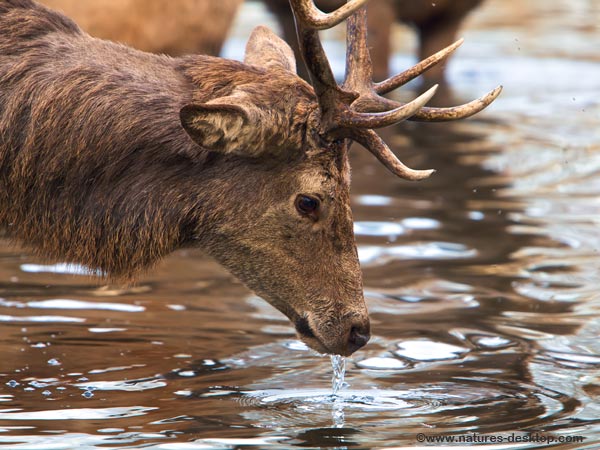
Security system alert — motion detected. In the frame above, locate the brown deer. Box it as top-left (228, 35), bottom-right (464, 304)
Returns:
top-left (264, 0), bottom-right (484, 81)
top-left (38, 0), bottom-right (244, 57)
top-left (0, 0), bottom-right (500, 356)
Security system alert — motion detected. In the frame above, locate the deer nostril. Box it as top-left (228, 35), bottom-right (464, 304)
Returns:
top-left (348, 324), bottom-right (370, 354)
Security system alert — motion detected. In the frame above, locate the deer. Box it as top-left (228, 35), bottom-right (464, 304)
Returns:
top-left (38, 0), bottom-right (243, 57)
top-left (0, 0), bottom-right (500, 356)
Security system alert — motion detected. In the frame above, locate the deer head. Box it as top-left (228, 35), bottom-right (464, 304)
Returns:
top-left (177, 1), bottom-right (501, 356)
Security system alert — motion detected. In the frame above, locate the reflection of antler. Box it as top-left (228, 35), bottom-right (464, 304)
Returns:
top-left (289, 0), bottom-right (502, 180)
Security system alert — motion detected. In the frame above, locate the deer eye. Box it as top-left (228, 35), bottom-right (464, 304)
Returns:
top-left (295, 195), bottom-right (320, 220)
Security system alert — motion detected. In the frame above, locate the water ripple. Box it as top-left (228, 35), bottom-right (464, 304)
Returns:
top-left (0, 406), bottom-right (157, 421)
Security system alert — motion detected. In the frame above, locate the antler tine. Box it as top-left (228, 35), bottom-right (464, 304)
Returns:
top-left (347, 129), bottom-right (435, 181)
top-left (343, 7), bottom-right (372, 94)
top-left (291, 0), bottom-right (369, 30)
top-left (374, 39), bottom-right (464, 95)
top-left (410, 85), bottom-right (503, 121)
top-left (338, 84), bottom-right (438, 128)
top-left (351, 85), bottom-right (504, 121)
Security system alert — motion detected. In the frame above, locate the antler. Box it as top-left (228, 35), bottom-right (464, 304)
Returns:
top-left (289, 0), bottom-right (502, 181)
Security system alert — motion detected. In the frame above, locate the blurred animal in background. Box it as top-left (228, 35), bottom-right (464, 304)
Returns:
top-left (40, 0), bottom-right (243, 56)
top-left (263, 0), bottom-right (484, 82)
top-left (39, 0), bottom-right (484, 85)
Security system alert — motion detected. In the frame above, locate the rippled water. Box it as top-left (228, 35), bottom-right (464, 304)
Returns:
top-left (1, 0), bottom-right (600, 448)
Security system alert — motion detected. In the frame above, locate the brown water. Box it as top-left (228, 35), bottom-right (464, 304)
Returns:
top-left (1, 0), bottom-right (600, 448)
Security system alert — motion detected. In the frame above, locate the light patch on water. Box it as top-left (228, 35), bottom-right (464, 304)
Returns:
top-left (283, 340), bottom-right (309, 351)
top-left (394, 340), bottom-right (469, 361)
top-left (20, 262), bottom-right (102, 276)
top-left (356, 357), bottom-right (409, 370)
top-left (473, 336), bottom-right (513, 349)
top-left (174, 390), bottom-right (193, 397)
top-left (354, 195), bottom-right (393, 206)
top-left (75, 379), bottom-right (166, 392)
top-left (401, 217), bottom-right (441, 230)
top-left (468, 211), bottom-right (486, 221)
top-left (358, 242), bottom-right (477, 266)
top-left (544, 351), bottom-right (600, 365)
top-left (0, 315), bottom-right (85, 323)
top-left (0, 432), bottom-right (168, 449)
top-left (354, 221), bottom-right (405, 237)
top-left (88, 327), bottom-right (127, 333)
top-left (167, 304), bottom-right (186, 311)
top-left (88, 364), bottom-right (146, 375)
top-left (261, 325), bottom-right (295, 335)
top-left (26, 299), bottom-right (145, 312)
top-left (0, 406), bottom-right (157, 421)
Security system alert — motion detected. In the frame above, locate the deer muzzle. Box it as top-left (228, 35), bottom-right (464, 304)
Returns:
top-left (294, 310), bottom-right (370, 356)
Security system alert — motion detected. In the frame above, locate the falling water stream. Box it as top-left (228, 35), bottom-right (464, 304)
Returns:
top-left (330, 355), bottom-right (347, 428)
top-left (330, 355), bottom-right (347, 397)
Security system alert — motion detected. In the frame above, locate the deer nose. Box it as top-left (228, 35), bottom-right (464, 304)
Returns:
top-left (347, 321), bottom-right (370, 354)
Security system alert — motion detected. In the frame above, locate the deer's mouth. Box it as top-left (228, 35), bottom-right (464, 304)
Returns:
top-left (294, 315), bottom-right (332, 355)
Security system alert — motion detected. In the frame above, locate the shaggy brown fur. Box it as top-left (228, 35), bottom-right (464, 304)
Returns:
top-left (0, 0), bottom-right (368, 355)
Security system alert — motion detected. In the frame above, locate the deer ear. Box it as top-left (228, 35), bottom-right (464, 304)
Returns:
top-left (180, 103), bottom-right (251, 154)
top-left (244, 25), bottom-right (296, 73)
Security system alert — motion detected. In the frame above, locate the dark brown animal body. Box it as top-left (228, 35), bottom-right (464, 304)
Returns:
top-left (0, 0), bottom-right (498, 356)
top-left (39, 0), bottom-right (243, 56)
top-left (264, 0), bottom-right (483, 81)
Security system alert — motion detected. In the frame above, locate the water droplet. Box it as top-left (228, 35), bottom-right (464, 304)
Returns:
top-left (47, 358), bottom-right (61, 366)
top-left (468, 211), bottom-right (485, 221)
top-left (6, 380), bottom-right (19, 388)
top-left (473, 335), bottom-right (512, 348)
top-left (82, 390), bottom-right (94, 398)
top-left (42, 390), bottom-right (52, 396)
top-left (283, 340), bottom-right (309, 351)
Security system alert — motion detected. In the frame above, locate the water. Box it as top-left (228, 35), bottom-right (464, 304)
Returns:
top-left (1, 0), bottom-right (600, 448)
top-left (330, 355), bottom-right (347, 397)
